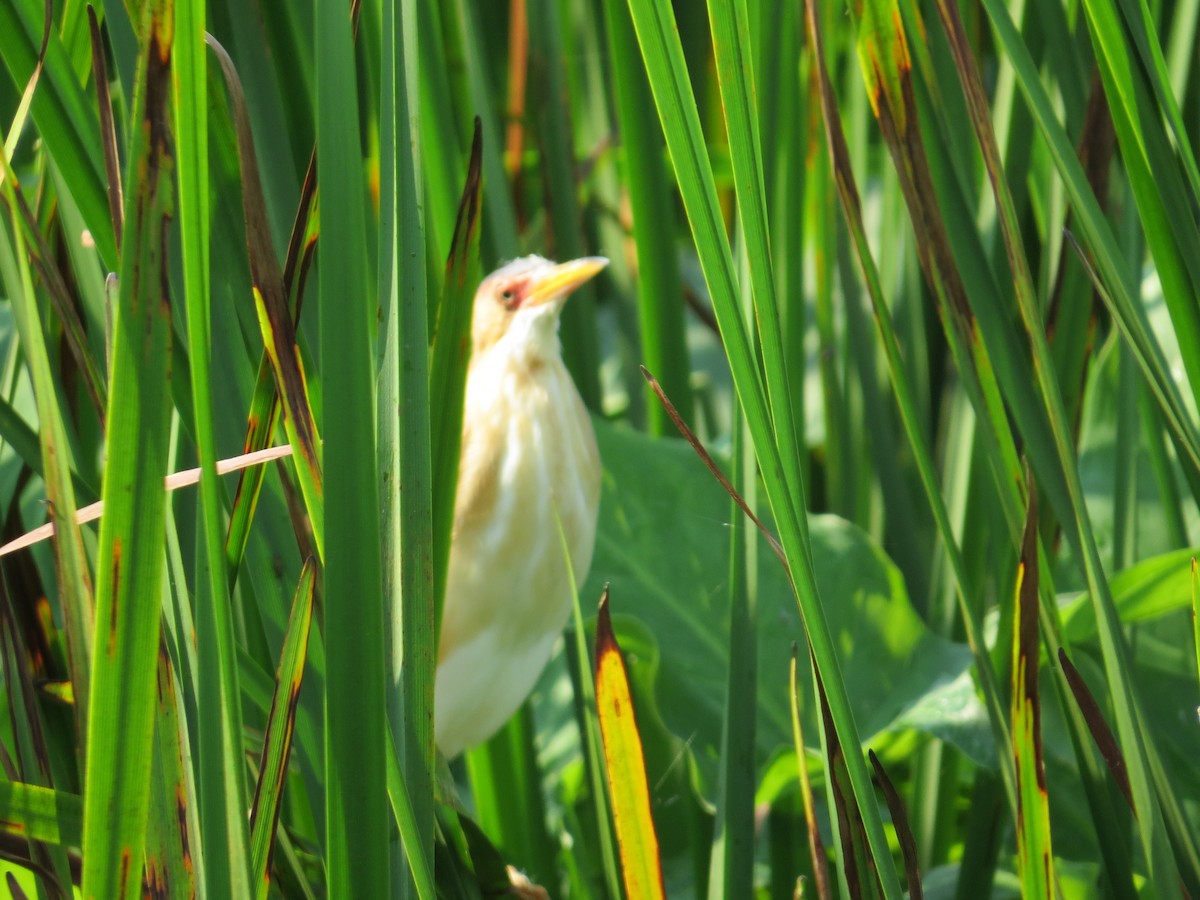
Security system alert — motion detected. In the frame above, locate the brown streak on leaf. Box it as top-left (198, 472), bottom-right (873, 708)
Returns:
top-left (593, 584), bottom-right (616, 670)
top-left (176, 782), bottom-right (193, 875)
top-left (814, 663), bottom-right (863, 900)
top-left (445, 118), bottom-right (485, 293)
top-left (207, 36), bottom-right (321, 479)
top-left (1058, 647), bottom-right (1134, 811)
top-left (869, 749), bottom-right (923, 899)
top-left (641, 367), bottom-right (787, 568)
top-left (117, 847), bottom-right (133, 897)
top-left (107, 537), bottom-right (121, 656)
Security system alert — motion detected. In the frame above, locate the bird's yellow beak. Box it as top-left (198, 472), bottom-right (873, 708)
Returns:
top-left (523, 256), bottom-right (608, 309)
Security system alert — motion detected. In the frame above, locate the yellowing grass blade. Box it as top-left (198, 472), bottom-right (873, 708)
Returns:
top-left (593, 587), bottom-right (665, 900)
top-left (1012, 488), bottom-right (1055, 899)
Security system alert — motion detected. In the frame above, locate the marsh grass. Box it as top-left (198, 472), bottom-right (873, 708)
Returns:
top-left (0, 0), bottom-right (1198, 896)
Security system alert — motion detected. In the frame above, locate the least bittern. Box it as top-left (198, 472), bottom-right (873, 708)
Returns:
top-left (435, 255), bottom-right (606, 757)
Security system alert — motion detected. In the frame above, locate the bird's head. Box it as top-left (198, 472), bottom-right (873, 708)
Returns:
top-left (471, 255), bottom-right (608, 361)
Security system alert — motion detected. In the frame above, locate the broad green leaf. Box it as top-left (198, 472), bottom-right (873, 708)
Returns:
top-left (583, 421), bottom-right (991, 770)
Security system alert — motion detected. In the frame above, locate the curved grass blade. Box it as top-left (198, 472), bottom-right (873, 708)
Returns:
top-left (250, 559), bottom-right (316, 900)
top-left (977, 0), bottom-right (1200, 486)
top-left (594, 588), bottom-right (665, 900)
top-left (222, 169), bottom-right (317, 581)
top-left (813, 667), bottom-right (869, 898)
top-left (207, 33), bottom-right (324, 560)
top-left (383, 731), bottom-right (435, 900)
top-left (3, 148), bottom-right (107, 421)
top-left (1011, 490), bottom-right (1055, 899)
top-left (80, 0), bottom-right (176, 893)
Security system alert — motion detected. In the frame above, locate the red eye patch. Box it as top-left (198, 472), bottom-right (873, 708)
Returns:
top-left (499, 282), bottom-right (526, 310)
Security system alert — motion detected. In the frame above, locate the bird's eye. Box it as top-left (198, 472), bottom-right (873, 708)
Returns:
top-left (500, 288), bottom-right (518, 308)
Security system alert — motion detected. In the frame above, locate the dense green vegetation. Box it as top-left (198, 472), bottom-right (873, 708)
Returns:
top-left (0, 0), bottom-right (1199, 896)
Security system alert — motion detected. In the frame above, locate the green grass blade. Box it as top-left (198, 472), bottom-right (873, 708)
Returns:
top-left (249, 559), bottom-right (315, 900)
top-left (0, 172), bottom-right (94, 748)
top-left (707, 413), bottom-right (756, 898)
top-left (938, 3), bottom-right (1184, 888)
top-left (804, 0), bottom-right (1015, 809)
top-left (0, 0), bottom-right (115, 264)
top-left (208, 35), bottom-right (325, 560)
top-left (706, 0), bottom-right (803, 506)
top-left (623, 0), bottom-right (901, 891)
top-left (427, 121), bottom-right (481, 636)
top-left (315, 0), bottom-right (389, 891)
top-left (527, 0), bottom-right (601, 408)
top-left (379, 0), bottom-right (436, 889)
top-left (175, 2), bottom-right (253, 894)
top-left (601, 0), bottom-right (692, 436)
top-left (80, 1), bottom-right (176, 894)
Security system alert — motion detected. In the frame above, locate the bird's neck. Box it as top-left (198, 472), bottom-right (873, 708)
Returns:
top-left (486, 318), bottom-right (563, 371)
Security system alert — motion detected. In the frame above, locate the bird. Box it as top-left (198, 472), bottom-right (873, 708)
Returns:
top-left (434, 255), bottom-right (606, 757)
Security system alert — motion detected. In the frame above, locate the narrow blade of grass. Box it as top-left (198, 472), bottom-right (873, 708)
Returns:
top-left (623, 3), bottom-right (901, 888)
top-left (249, 559), bottom-right (316, 900)
top-left (316, 0), bottom-right (388, 890)
top-left (80, 1), bottom-right (176, 894)
top-left (789, 648), bottom-right (831, 900)
top-left (379, 0), bottom-right (436, 889)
